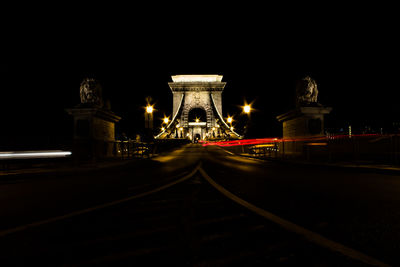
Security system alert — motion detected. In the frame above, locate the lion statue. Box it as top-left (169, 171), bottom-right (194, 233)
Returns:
top-left (79, 78), bottom-right (103, 107)
top-left (296, 76), bottom-right (319, 106)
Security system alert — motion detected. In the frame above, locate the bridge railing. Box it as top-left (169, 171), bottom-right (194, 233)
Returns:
top-left (112, 139), bottom-right (191, 159)
top-left (112, 141), bottom-right (153, 159)
top-left (206, 134), bottom-right (400, 166)
top-left (1, 139), bottom-right (192, 172)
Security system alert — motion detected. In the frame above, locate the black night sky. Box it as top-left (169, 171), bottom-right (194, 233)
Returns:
top-left (1, 5), bottom-right (399, 149)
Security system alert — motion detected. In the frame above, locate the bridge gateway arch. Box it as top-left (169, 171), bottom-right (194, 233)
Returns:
top-left (155, 75), bottom-right (242, 141)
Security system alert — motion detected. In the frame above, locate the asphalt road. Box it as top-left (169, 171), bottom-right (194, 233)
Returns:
top-left (0, 144), bottom-right (399, 266)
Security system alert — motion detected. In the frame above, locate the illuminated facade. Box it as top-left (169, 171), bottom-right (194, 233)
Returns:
top-left (156, 75), bottom-right (241, 141)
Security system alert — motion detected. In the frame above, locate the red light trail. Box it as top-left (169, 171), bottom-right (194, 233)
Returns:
top-left (202, 134), bottom-right (383, 147)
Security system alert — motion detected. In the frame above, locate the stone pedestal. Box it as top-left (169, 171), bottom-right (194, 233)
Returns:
top-left (66, 106), bottom-right (121, 161)
top-left (277, 106), bottom-right (332, 138)
top-left (276, 106), bottom-right (332, 157)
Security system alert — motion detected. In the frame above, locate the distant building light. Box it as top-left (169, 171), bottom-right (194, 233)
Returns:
top-left (171, 75), bottom-right (223, 83)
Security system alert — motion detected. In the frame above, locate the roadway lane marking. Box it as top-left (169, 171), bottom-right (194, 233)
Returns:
top-left (217, 147), bottom-right (267, 164)
top-left (0, 163), bottom-right (202, 238)
top-left (198, 167), bottom-right (390, 267)
top-left (222, 149), bottom-right (235, 155)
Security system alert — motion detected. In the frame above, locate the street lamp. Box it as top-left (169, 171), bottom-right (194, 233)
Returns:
top-left (227, 116), bottom-right (233, 124)
top-left (243, 104), bottom-right (251, 114)
top-left (163, 117), bottom-right (169, 124)
top-left (145, 105), bottom-right (154, 129)
top-left (242, 102), bottom-right (252, 137)
top-left (146, 105), bottom-right (153, 114)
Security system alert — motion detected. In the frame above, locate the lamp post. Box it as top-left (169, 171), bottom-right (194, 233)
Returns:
top-left (243, 104), bottom-right (251, 114)
top-left (145, 105), bottom-right (154, 129)
top-left (227, 116), bottom-right (233, 126)
top-left (242, 103), bottom-right (252, 137)
top-left (163, 117), bottom-right (169, 125)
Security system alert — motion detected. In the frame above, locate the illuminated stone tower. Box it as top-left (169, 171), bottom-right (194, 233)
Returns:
top-left (156, 75), bottom-right (241, 141)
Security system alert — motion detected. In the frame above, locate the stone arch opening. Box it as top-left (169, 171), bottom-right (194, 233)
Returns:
top-left (188, 108), bottom-right (207, 122)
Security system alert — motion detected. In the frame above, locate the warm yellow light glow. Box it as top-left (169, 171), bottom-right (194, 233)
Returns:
top-left (195, 118), bottom-right (200, 123)
top-left (227, 117), bottom-right (233, 123)
top-left (161, 127), bottom-right (165, 131)
top-left (306, 142), bottom-right (328, 146)
top-left (146, 105), bottom-right (153, 113)
top-left (176, 124), bottom-right (180, 128)
top-left (243, 105), bottom-right (251, 114)
top-left (163, 117), bottom-right (169, 124)
top-left (212, 127), bottom-right (215, 131)
top-left (254, 144), bottom-right (275, 148)
top-left (180, 127), bottom-right (183, 131)
top-left (171, 75), bottom-right (223, 83)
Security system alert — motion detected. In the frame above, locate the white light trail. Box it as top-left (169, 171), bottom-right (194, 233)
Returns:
top-left (0, 150), bottom-right (72, 159)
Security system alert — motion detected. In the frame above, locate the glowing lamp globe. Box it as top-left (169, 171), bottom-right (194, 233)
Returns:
top-left (146, 106), bottom-right (153, 114)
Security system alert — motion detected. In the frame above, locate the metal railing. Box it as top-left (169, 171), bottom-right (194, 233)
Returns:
top-left (112, 139), bottom-right (191, 159)
top-left (113, 141), bottom-right (153, 159)
top-left (219, 134), bottom-right (400, 166)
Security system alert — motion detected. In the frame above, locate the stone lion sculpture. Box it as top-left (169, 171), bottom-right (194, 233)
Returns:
top-left (80, 78), bottom-right (103, 107)
top-left (296, 76), bottom-right (319, 106)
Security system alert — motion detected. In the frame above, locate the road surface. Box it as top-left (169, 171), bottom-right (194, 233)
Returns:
top-left (0, 144), bottom-right (399, 266)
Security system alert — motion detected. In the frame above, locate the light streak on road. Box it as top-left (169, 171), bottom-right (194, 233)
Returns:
top-left (202, 134), bottom-right (383, 147)
top-left (0, 150), bottom-right (72, 159)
